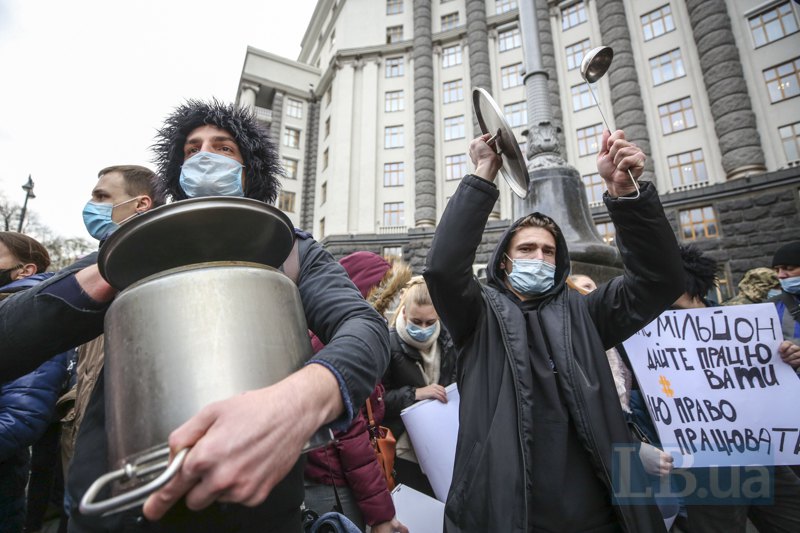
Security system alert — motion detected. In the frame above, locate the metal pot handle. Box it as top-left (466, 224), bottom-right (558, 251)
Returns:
top-left (79, 447), bottom-right (189, 516)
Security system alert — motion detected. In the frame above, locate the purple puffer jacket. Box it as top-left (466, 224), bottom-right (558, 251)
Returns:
top-left (304, 379), bottom-right (395, 526)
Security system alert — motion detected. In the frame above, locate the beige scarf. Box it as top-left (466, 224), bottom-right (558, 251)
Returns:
top-left (396, 309), bottom-right (441, 386)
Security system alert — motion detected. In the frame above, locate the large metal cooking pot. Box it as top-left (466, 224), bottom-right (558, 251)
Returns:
top-left (80, 197), bottom-right (331, 516)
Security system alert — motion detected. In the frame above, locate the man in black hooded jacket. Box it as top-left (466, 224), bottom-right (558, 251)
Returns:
top-left (424, 130), bottom-right (684, 532)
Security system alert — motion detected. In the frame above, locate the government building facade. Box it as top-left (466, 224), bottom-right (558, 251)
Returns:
top-left (236, 0), bottom-right (800, 300)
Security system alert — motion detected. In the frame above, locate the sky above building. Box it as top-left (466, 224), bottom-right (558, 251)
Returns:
top-left (0, 0), bottom-right (318, 239)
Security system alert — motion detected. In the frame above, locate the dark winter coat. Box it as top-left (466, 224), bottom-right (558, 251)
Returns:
top-left (382, 328), bottom-right (457, 437)
top-left (424, 176), bottom-right (684, 532)
top-left (0, 274), bottom-right (75, 531)
top-left (0, 233), bottom-right (389, 532)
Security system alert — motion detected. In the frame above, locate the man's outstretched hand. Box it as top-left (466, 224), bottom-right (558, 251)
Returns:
top-left (596, 129), bottom-right (645, 198)
top-left (142, 363), bottom-right (343, 520)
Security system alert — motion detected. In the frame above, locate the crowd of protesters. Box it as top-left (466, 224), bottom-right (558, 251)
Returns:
top-left (0, 97), bottom-right (798, 533)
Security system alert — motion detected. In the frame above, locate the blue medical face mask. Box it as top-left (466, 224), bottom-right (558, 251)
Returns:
top-left (779, 276), bottom-right (800, 295)
top-left (767, 288), bottom-right (782, 299)
top-left (179, 151), bottom-right (244, 198)
top-left (505, 254), bottom-right (556, 296)
top-left (82, 197), bottom-right (138, 241)
top-left (406, 322), bottom-right (437, 342)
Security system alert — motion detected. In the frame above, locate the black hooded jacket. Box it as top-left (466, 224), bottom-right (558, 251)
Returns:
top-left (424, 175), bottom-right (684, 532)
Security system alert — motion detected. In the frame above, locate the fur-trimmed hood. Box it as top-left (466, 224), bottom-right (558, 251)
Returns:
top-left (151, 98), bottom-right (282, 204)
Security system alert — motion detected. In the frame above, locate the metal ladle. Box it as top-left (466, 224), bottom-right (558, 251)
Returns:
top-left (580, 46), bottom-right (640, 199)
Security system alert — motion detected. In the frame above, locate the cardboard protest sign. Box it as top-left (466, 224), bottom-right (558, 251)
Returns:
top-left (622, 303), bottom-right (800, 467)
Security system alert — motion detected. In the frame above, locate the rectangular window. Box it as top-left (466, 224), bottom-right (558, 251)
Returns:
top-left (278, 191), bottom-right (296, 213)
top-left (322, 148), bottom-right (329, 170)
top-left (444, 115), bottom-right (465, 141)
top-left (382, 246), bottom-right (403, 261)
top-left (501, 63), bottom-right (523, 89)
top-left (595, 222), bottom-right (616, 246)
top-left (385, 56), bottom-right (404, 78)
top-left (384, 162), bottom-right (405, 187)
top-left (679, 206), bottom-right (719, 241)
top-left (561, 2), bottom-right (587, 31)
top-left (387, 0), bottom-right (403, 15)
top-left (641, 4), bottom-right (675, 41)
top-left (325, 117), bottom-right (331, 138)
top-left (658, 96), bottom-right (696, 134)
top-left (764, 57), bottom-right (800, 103)
top-left (779, 121), bottom-right (800, 161)
top-left (283, 127), bottom-right (300, 148)
top-left (445, 153), bottom-right (468, 180)
top-left (749, 2), bottom-right (798, 47)
top-left (442, 45), bottom-right (462, 68)
top-left (385, 90), bottom-right (405, 112)
top-left (330, 30), bottom-right (335, 50)
top-left (668, 149), bottom-right (708, 189)
top-left (650, 48), bottom-right (686, 86)
top-left (503, 101), bottom-right (526, 127)
top-left (385, 125), bottom-right (404, 148)
top-left (387, 25), bottom-right (403, 44)
top-left (566, 39), bottom-right (591, 71)
top-left (441, 12), bottom-right (459, 31)
top-left (576, 124), bottom-right (603, 157)
top-left (282, 158), bottom-right (298, 179)
top-left (319, 217), bottom-right (325, 239)
top-left (582, 173), bottom-right (604, 204)
top-left (325, 87), bottom-right (332, 107)
top-left (498, 27), bottom-right (522, 52)
top-left (383, 202), bottom-right (405, 227)
top-left (496, 0), bottom-right (517, 14)
top-left (443, 79), bottom-right (464, 104)
top-left (571, 83), bottom-right (594, 111)
top-left (320, 182), bottom-right (327, 205)
top-left (285, 98), bottom-right (303, 119)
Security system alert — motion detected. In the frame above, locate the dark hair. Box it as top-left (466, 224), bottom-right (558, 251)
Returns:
top-left (0, 232), bottom-right (50, 273)
top-left (151, 99), bottom-right (282, 204)
top-left (513, 213), bottom-right (560, 241)
top-left (679, 244), bottom-right (718, 299)
top-left (97, 165), bottom-right (166, 207)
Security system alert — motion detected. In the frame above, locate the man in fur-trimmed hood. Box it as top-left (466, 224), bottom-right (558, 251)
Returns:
top-left (152, 98), bottom-right (282, 204)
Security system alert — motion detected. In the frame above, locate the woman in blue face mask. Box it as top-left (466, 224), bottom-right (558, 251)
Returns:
top-left (382, 277), bottom-right (458, 498)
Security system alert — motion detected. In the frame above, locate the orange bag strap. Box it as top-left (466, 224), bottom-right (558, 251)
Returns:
top-left (365, 397), bottom-right (377, 430)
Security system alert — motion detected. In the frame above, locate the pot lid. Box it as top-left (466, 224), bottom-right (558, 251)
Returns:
top-left (98, 196), bottom-right (295, 290)
top-left (472, 87), bottom-right (530, 199)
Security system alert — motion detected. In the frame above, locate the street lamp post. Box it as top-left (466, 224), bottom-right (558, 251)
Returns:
top-left (18, 175), bottom-right (35, 233)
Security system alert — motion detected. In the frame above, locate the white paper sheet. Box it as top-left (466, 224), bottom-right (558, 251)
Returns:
top-left (400, 382), bottom-right (459, 502)
top-left (391, 483), bottom-right (445, 533)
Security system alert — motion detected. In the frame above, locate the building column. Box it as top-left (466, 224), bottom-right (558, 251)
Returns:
top-left (301, 97), bottom-right (320, 231)
top-left (269, 91), bottom-right (285, 146)
top-left (685, 0), bottom-right (766, 179)
top-left (413, 0), bottom-right (436, 228)
top-left (595, 0), bottom-right (655, 182)
top-left (465, 0), bottom-right (500, 219)
top-left (535, 0), bottom-right (566, 158)
top-left (239, 83), bottom-right (258, 111)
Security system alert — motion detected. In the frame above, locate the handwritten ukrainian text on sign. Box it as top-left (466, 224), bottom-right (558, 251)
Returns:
top-left (622, 304), bottom-right (800, 467)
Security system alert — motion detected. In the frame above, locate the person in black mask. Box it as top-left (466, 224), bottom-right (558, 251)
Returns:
top-left (0, 232), bottom-right (75, 533)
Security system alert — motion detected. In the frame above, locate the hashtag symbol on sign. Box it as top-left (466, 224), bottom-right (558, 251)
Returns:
top-left (659, 375), bottom-right (674, 398)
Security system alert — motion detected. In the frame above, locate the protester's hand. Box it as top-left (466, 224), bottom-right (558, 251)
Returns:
top-left (372, 517), bottom-right (409, 533)
top-left (778, 341), bottom-right (800, 369)
top-left (142, 364), bottom-right (343, 520)
top-left (596, 129), bottom-right (644, 197)
top-left (468, 134), bottom-right (503, 183)
top-left (75, 265), bottom-right (117, 303)
top-left (415, 384), bottom-right (448, 403)
top-left (638, 442), bottom-right (674, 477)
